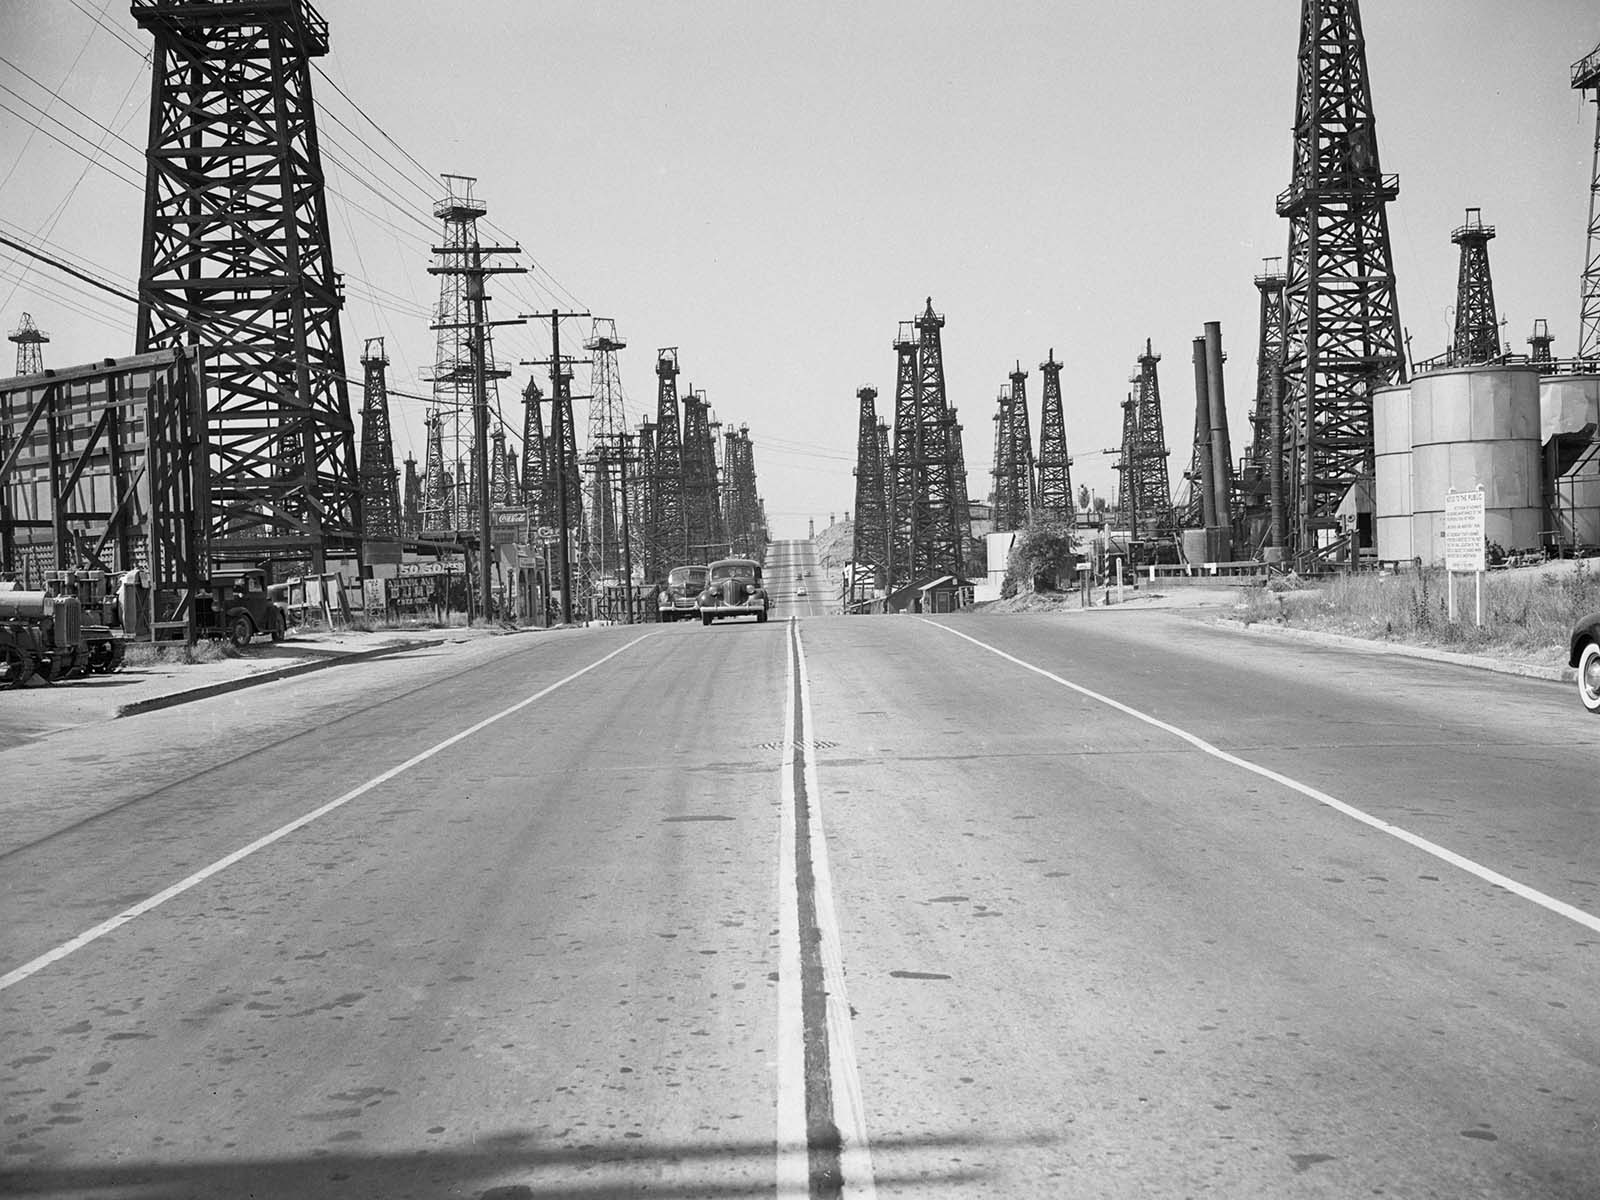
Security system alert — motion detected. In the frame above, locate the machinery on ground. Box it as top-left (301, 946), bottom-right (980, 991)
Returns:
top-left (0, 589), bottom-right (124, 687)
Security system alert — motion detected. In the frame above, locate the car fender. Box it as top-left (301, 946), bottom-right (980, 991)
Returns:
top-left (1570, 612), bottom-right (1600, 668)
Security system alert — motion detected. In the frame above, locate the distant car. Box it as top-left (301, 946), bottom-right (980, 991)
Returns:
top-left (1571, 612), bottom-right (1600, 715)
top-left (795, 585), bottom-right (808, 598)
top-left (657, 565), bottom-right (708, 623)
top-left (698, 557), bottom-right (769, 625)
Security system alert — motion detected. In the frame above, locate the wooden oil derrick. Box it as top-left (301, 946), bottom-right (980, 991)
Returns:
top-left (1035, 351), bottom-right (1074, 528)
top-left (850, 385), bottom-right (888, 605)
top-left (358, 338), bottom-right (401, 542)
top-left (1451, 208), bottom-right (1501, 364)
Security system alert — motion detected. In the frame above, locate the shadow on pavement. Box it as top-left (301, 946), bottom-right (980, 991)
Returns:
top-left (0, 1128), bottom-right (1044, 1198)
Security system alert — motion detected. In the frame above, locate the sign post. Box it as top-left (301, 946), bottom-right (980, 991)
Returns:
top-left (1443, 488), bottom-right (1486, 627)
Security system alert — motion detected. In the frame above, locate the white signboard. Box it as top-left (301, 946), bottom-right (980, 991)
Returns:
top-left (398, 556), bottom-right (465, 578)
top-left (1443, 488), bottom-right (1485, 573)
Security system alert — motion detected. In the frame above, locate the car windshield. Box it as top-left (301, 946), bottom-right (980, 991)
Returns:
top-left (709, 562), bottom-right (759, 582)
top-left (667, 568), bottom-right (707, 588)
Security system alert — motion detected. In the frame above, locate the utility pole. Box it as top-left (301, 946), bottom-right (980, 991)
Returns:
top-left (429, 217), bottom-right (524, 621)
top-left (518, 309), bottom-right (590, 624)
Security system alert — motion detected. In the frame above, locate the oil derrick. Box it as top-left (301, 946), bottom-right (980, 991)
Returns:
top-left (421, 411), bottom-right (449, 530)
top-left (1451, 209), bottom-right (1500, 364)
top-left (402, 455), bottom-right (420, 536)
top-left (913, 299), bottom-right (965, 582)
top-left (682, 388), bottom-right (718, 559)
top-left (584, 319), bottom-right (628, 584)
top-left (1117, 340), bottom-right (1173, 540)
top-left (520, 377), bottom-right (547, 533)
top-left (651, 350), bottom-right (686, 566)
top-left (991, 363), bottom-right (1034, 532)
top-left (886, 325), bottom-right (919, 592)
top-left (1242, 261), bottom-right (1288, 530)
top-left (548, 359), bottom-right (582, 540)
top-left (1036, 351), bottom-right (1074, 527)
top-left (1528, 319), bottom-right (1555, 370)
top-left (358, 338), bottom-right (401, 541)
top-left (132, 0), bottom-right (360, 570)
top-left (727, 426), bottom-right (767, 560)
top-left (721, 426), bottom-right (740, 548)
top-left (8, 313), bottom-right (47, 375)
top-left (849, 385), bottom-right (888, 603)
top-left (1575, 40), bottom-right (1600, 359)
top-left (1277, 0), bottom-right (1405, 560)
top-left (426, 175), bottom-right (513, 535)
top-left (490, 427), bottom-right (508, 504)
top-left (501, 442), bottom-right (520, 504)
top-left (636, 419), bottom-right (658, 580)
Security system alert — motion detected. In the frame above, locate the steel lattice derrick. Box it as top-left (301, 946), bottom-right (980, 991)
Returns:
top-left (886, 326), bottom-right (919, 592)
top-left (991, 363), bottom-right (1033, 532)
top-left (1575, 41), bottom-right (1600, 360)
top-left (401, 454), bottom-right (420, 536)
top-left (681, 388), bottom-right (718, 560)
top-left (1244, 262), bottom-right (1288, 503)
top-left (421, 410), bottom-right (448, 530)
top-left (651, 349), bottom-right (685, 567)
top-left (1450, 209), bottom-right (1500, 364)
top-left (720, 426), bottom-right (740, 550)
top-left (9, 313), bottom-right (47, 376)
top-left (734, 428), bottom-right (767, 560)
top-left (849, 385), bottom-right (888, 600)
top-left (635, 418), bottom-right (659, 580)
top-left (1036, 351), bottom-right (1074, 528)
top-left (913, 299), bottom-right (965, 582)
top-left (1009, 364), bottom-right (1034, 518)
top-left (489, 426), bottom-right (508, 505)
top-left (519, 376), bottom-right (547, 534)
top-left (1277, 0), bottom-right (1405, 556)
top-left (584, 320), bottom-right (627, 581)
top-left (1528, 318), bottom-right (1556, 369)
top-left (1120, 340), bottom-right (1173, 539)
top-left (357, 338), bottom-right (400, 541)
top-left (131, 0), bottom-right (359, 569)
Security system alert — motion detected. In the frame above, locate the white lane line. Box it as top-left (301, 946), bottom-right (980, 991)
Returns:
top-left (776, 619), bottom-right (809, 1198)
top-left (0, 633), bottom-right (657, 994)
top-left (922, 619), bottom-right (1600, 937)
top-left (796, 622), bottom-right (876, 1199)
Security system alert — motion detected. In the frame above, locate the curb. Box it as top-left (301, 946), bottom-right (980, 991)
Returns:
top-left (115, 638), bottom-right (447, 718)
top-left (1213, 617), bottom-right (1575, 683)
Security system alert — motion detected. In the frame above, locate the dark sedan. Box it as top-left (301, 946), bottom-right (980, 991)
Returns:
top-left (1571, 611), bottom-right (1600, 715)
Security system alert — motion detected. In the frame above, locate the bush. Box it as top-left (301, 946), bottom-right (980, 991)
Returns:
top-left (1002, 523), bottom-right (1077, 596)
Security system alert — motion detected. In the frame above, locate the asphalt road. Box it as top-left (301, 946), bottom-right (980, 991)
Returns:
top-left (2, 540), bottom-right (1597, 1198)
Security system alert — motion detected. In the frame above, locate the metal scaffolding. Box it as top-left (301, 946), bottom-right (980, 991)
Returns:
top-left (1277, 0), bottom-right (1405, 561)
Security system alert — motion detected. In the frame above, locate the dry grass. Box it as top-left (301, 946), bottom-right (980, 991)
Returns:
top-left (1236, 559), bottom-right (1599, 662)
top-left (121, 638), bottom-right (236, 667)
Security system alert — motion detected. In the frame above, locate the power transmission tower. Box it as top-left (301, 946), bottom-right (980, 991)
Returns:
top-left (913, 299), bottom-right (966, 582)
top-left (358, 338), bottom-right (401, 542)
top-left (849, 385), bottom-right (888, 605)
top-left (651, 349), bottom-right (686, 566)
top-left (1575, 39), bottom-right (1600, 360)
top-left (1278, 0), bottom-right (1405, 561)
top-left (132, 0), bottom-right (360, 571)
top-left (1451, 208), bottom-right (1501, 364)
top-left (1117, 340), bottom-right (1173, 543)
top-left (1036, 351), bottom-right (1074, 527)
top-left (8, 313), bottom-right (47, 375)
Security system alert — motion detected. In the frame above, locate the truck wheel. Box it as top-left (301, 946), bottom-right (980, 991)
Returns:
top-left (702, 613), bottom-right (713, 627)
top-left (229, 615), bottom-right (254, 648)
top-left (757, 610), bottom-right (768, 623)
top-left (2, 645), bottom-right (32, 688)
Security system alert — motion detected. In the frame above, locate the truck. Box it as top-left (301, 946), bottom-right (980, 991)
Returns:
top-left (197, 569), bottom-right (289, 647)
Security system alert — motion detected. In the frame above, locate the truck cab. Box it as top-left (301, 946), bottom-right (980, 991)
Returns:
top-left (202, 569), bottom-right (288, 647)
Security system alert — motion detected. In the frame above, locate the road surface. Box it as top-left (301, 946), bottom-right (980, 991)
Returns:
top-left (2, 540), bottom-right (1597, 1198)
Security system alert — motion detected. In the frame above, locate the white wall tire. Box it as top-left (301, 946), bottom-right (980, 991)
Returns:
top-left (1579, 641), bottom-right (1600, 716)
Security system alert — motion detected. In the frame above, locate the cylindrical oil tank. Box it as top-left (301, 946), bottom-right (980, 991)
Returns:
top-left (1410, 364), bottom-right (1543, 564)
top-left (1372, 383), bottom-right (1413, 561)
top-left (1540, 374), bottom-right (1600, 550)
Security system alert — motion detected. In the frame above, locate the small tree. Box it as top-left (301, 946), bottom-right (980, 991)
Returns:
top-left (1001, 522), bottom-right (1077, 597)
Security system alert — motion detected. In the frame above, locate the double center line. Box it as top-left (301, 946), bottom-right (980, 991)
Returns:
top-left (776, 617), bottom-right (875, 1199)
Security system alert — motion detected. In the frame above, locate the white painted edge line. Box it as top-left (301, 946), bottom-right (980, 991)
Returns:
top-left (796, 621), bottom-right (876, 1200)
top-left (0, 632), bottom-right (657, 994)
top-left (776, 619), bottom-right (809, 1199)
top-left (921, 619), bottom-right (1600, 937)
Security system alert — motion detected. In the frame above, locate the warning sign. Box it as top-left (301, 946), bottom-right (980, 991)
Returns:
top-left (1443, 489), bottom-right (1485, 573)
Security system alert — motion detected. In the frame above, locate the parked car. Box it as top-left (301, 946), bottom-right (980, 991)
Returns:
top-left (795, 585), bottom-right (808, 598)
top-left (1571, 612), bottom-right (1600, 715)
top-left (200, 569), bottom-right (288, 647)
top-left (698, 557), bottom-right (769, 625)
top-left (657, 565), bottom-right (708, 622)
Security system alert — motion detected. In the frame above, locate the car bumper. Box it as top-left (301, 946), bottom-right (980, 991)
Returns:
top-left (700, 603), bottom-right (766, 619)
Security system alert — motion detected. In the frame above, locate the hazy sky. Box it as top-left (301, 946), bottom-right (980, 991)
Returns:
top-left (2, 1), bottom-right (1596, 539)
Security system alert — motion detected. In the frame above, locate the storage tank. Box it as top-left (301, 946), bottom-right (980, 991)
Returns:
top-left (1410, 364), bottom-right (1543, 564)
top-left (1372, 383), bottom-right (1413, 561)
top-left (1540, 374), bottom-right (1600, 550)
